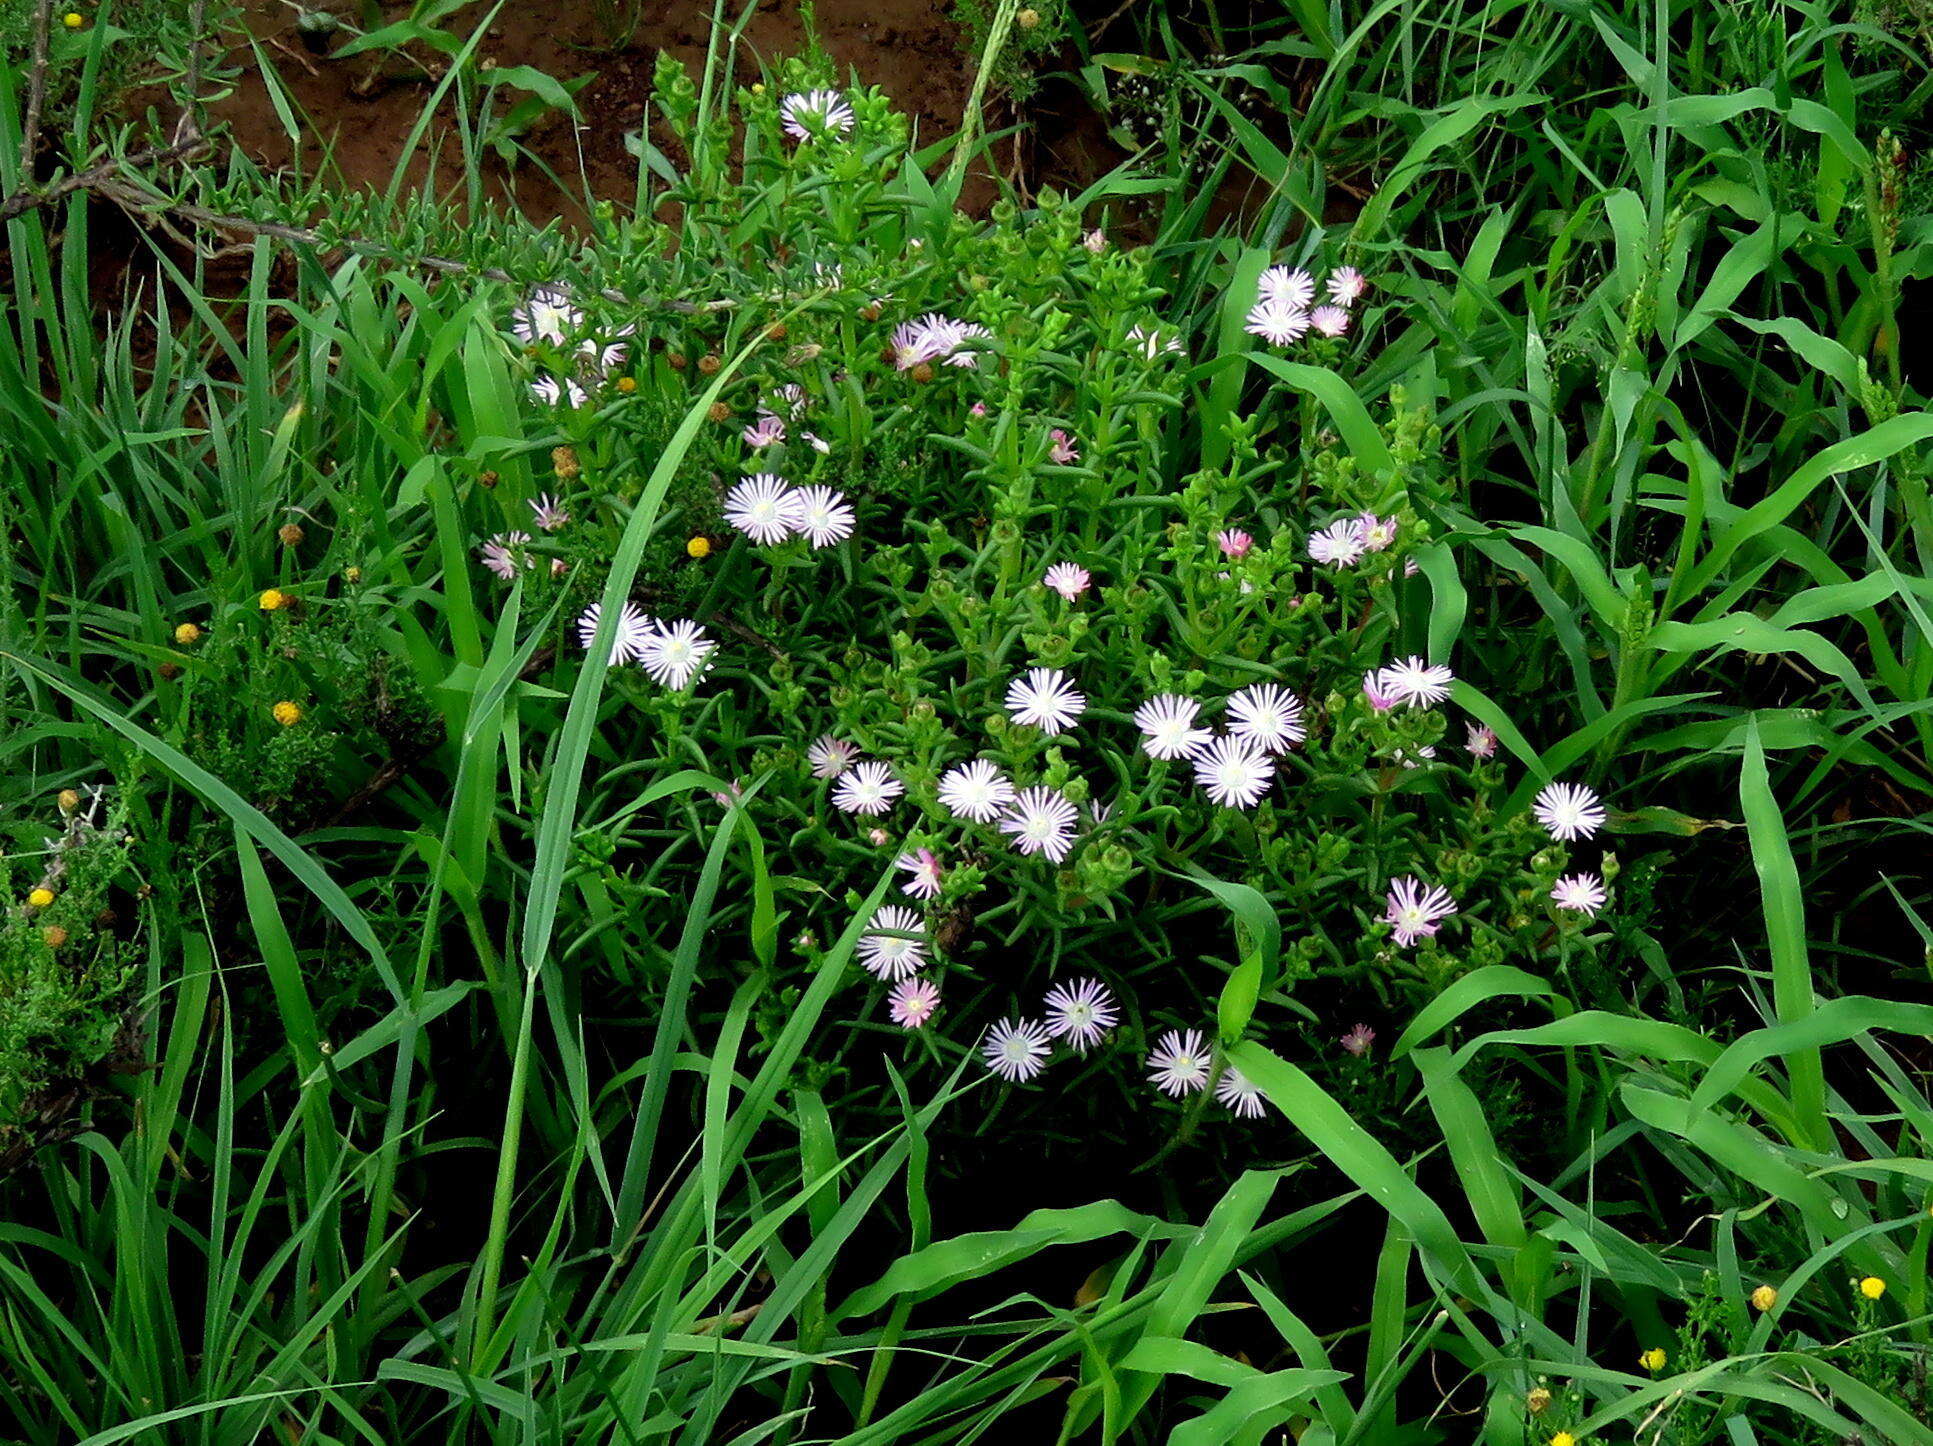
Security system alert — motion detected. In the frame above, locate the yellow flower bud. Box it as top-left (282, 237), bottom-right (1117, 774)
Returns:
top-left (1750, 1284), bottom-right (1778, 1312)
top-left (1639, 1347), bottom-right (1666, 1372)
top-left (1859, 1276), bottom-right (1886, 1300)
top-left (1017, 7), bottom-right (1040, 28)
top-left (57, 789), bottom-right (80, 814)
top-left (27, 888), bottom-right (55, 909)
top-left (62, 11), bottom-right (84, 27)
top-left (174, 622), bottom-right (202, 646)
top-left (271, 701), bottom-right (303, 726)
top-left (686, 536), bottom-right (712, 559)
top-left (616, 375), bottom-right (637, 393)
top-left (258, 588), bottom-right (286, 611)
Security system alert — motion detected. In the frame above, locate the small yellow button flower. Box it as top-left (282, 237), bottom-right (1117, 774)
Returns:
top-left (271, 701), bottom-right (303, 726)
top-left (62, 11), bottom-right (84, 27)
top-left (686, 535), bottom-right (711, 559)
top-left (57, 789), bottom-right (80, 814)
top-left (1750, 1284), bottom-right (1778, 1312)
top-left (27, 887), bottom-right (55, 908)
top-left (1549, 1433), bottom-right (1576, 1446)
top-left (1639, 1347), bottom-right (1666, 1371)
top-left (616, 375), bottom-right (637, 393)
top-left (1859, 1276), bottom-right (1886, 1300)
top-left (258, 588), bottom-right (287, 611)
top-left (174, 622), bottom-right (202, 645)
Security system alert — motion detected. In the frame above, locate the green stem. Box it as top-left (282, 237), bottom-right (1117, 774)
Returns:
top-left (472, 963), bottom-right (539, 1365)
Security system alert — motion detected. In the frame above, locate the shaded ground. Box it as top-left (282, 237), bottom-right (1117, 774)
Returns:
top-left (215, 0), bottom-right (1126, 223)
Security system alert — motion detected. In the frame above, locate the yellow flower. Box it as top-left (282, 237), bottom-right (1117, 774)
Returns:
top-left (686, 536), bottom-right (712, 559)
top-left (174, 622), bottom-right (202, 645)
top-left (1639, 1347), bottom-right (1666, 1372)
top-left (27, 888), bottom-right (55, 909)
top-left (258, 588), bottom-right (286, 611)
top-left (1549, 1434), bottom-right (1576, 1446)
top-left (271, 701), bottom-right (303, 726)
top-left (1525, 1386), bottom-right (1552, 1415)
top-left (1859, 1276), bottom-right (1886, 1300)
top-left (57, 789), bottom-right (80, 814)
top-left (616, 375), bottom-right (637, 393)
top-left (1750, 1284), bottom-right (1778, 1312)
top-left (62, 11), bottom-right (84, 27)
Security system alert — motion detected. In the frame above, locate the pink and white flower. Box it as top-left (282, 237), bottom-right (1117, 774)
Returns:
top-left (1362, 669), bottom-right (1398, 711)
top-left (1043, 562), bottom-right (1092, 600)
top-left (1048, 429), bottom-right (1080, 465)
top-left (1258, 265), bottom-right (1316, 310)
top-left (832, 760), bottom-right (903, 816)
top-left (937, 760), bottom-right (1016, 822)
top-left (638, 618), bottom-right (715, 689)
top-left (999, 785), bottom-right (1079, 863)
top-left (1309, 305), bottom-right (1351, 338)
top-left (1082, 228), bottom-right (1108, 253)
top-left (1339, 1023), bottom-right (1376, 1057)
top-left (1356, 512), bottom-right (1397, 551)
top-left (528, 495), bottom-right (570, 532)
top-left (896, 848), bottom-right (944, 901)
top-left (1533, 782), bottom-right (1606, 842)
top-left (888, 977), bottom-right (940, 1029)
top-left (742, 413), bottom-right (786, 449)
top-left (1134, 694), bottom-right (1213, 761)
top-left (1216, 1066), bottom-right (1266, 1118)
top-left (807, 735), bottom-right (858, 778)
top-left (1217, 529), bottom-right (1254, 559)
top-left (857, 905), bottom-right (927, 980)
top-left (529, 374), bottom-right (588, 409)
top-left (1147, 1029), bottom-right (1212, 1096)
top-left (480, 532), bottom-right (534, 580)
top-left (1244, 294), bottom-right (1311, 347)
top-left (1042, 977), bottom-right (1118, 1051)
top-left (1308, 519), bottom-right (1366, 567)
top-left (576, 600), bottom-right (655, 665)
top-left (1225, 684), bottom-right (1306, 755)
top-left (983, 1018), bottom-right (1053, 1082)
top-left (510, 285), bottom-right (580, 346)
top-left (1193, 735), bottom-right (1275, 808)
top-left (1384, 876), bottom-right (1458, 946)
top-left (1465, 724), bottom-right (1498, 758)
top-left (1551, 872), bottom-right (1608, 916)
top-left (1005, 667), bottom-right (1087, 735)
top-left (1127, 324), bottom-right (1184, 359)
top-left (724, 474), bottom-right (804, 545)
top-left (1377, 656), bottom-right (1455, 708)
top-left (794, 485), bottom-right (856, 547)
top-left (1326, 266), bottom-right (1367, 306)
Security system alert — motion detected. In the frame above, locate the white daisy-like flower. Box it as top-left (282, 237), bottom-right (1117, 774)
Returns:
top-left (1326, 266), bottom-right (1367, 306)
top-left (1309, 305), bottom-right (1351, 338)
top-left (998, 785), bottom-right (1079, 863)
top-left (895, 848), bottom-right (944, 901)
top-left (888, 977), bottom-right (940, 1029)
top-left (1533, 782), bottom-right (1606, 842)
top-left (982, 1018), bottom-right (1052, 1083)
top-left (578, 336), bottom-right (629, 374)
top-left (529, 374), bottom-right (588, 409)
top-left (1362, 669), bottom-right (1398, 711)
top-left (1257, 265), bottom-right (1317, 310)
top-left (1244, 295), bottom-right (1311, 347)
top-left (771, 383), bottom-right (809, 418)
top-left (937, 760), bottom-right (1015, 823)
top-left (1043, 562), bottom-right (1091, 601)
top-left (1042, 978), bottom-right (1118, 1052)
top-left (510, 285), bottom-right (580, 346)
top-left (529, 494), bottom-right (569, 532)
top-left (724, 473), bottom-right (805, 545)
top-left (1193, 735), bottom-right (1275, 809)
top-left (638, 618), bottom-right (715, 689)
top-left (1225, 684), bottom-right (1306, 755)
top-left (946, 321), bottom-right (991, 367)
top-left (806, 735), bottom-right (858, 778)
top-left (1133, 694), bottom-right (1213, 761)
top-left (857, 904), bottom-right (927, 980)
top-left (1308, 519), bottom-right (1366, 567)
top-left (1384, 876), bottom-right (1458, 946)
top-left (888, 319), bottom-right (950, 371)
top-left (479, 532), bottom-right (534, 581)
top-left (794, 485), bottom-right (856, 547)
top-left (780, 89), bottom-right (856, 142)
top-left (832, 760), bottom-right (903, 816)
top-left (1551, 872), bottom-right (1608, 916)
top-left (1465, 724), bottom-right (1498, 758)
top-left (1004, 667), bottom-right (1087, 735)
top-left (1147, 1029), bottom-right (1212, 1096)
top-left (1216, 1066), bottom-right (1267, 1118)
top-left (575, 600), bottom-right (655, 665)
top-left (1378, 656), bottom-right (1456, 708)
